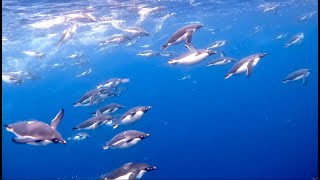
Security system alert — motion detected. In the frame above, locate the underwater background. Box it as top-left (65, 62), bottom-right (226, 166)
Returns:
top-left (2, 0), bottom-right (318, 179)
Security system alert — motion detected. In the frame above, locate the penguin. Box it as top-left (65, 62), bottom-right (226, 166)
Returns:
top-left (72, 110), bottom-right (115, 130)
top-left (137, 50), bottom-right (160, 57)
top-left (92, 103), bottom-right (124, 116)
top-left (102, 130), bottom-right (150, 150)
top-left (96, 78), bottom-right (130, 89)
top-left (282, 69), bottom-right (311, 85)
top-left (67, 132), bottom-right (90, 141)
top-left (112, 106), bottom-right (152, 129)
top-left (284, 33), bottom-right (304, 48)
top-left (56, 23), bottom-right (78, 47)
top-left (161, 23), bottom-right (203, 50)
top-left (224, 53), bottom-right (267, 79)
top-left (123, 26), bottom-right (150, 39)
top-left (98, 162), bottom-right (156, 180)
top-left (22, 51), bottom-right (46, 58)
top-left (168, 44), bottom-right (217, 65)
top-left (4, 109), bottom-right (66, 145)
top-left (207, 40), bottom-right (229, 49)
top-left (74, 88), bottom-right (107, 107)
top-left (2, 72), bottom-right (24, 85)
top-left (98, 34), bottom-right (132, 46)
top-left (206, 52), bottom-right (237, 66)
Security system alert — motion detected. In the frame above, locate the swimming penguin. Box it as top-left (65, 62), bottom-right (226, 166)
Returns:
top-left (297, 11), bottom-right (317, 22)
top-left (56, 23), bottom-right (78, 47)
top-left (98, 34), bottom-right (132, 46)
top-left (74, 88), bottom-right (107, 107)
top-left (284, 33), bottom-right (304, 48)
top-left (161, 23), bottom-right (203, 50)
top-left (96, 78), bottom-right (130, 89)
top-left (67, 132), bottom-right (90, 141)
top-left (206, 52), bottom-right (237, 66)
top-left (123, 26), bottom-right (150, 39)
top-left (282, 69), bottom-right (311, 85)
top-left (92, 103), bottom-right (124, 116)
top-left (137, 50), bottom-right (160, 57)
top-left (207, 40), bottom-right (229, 49)
top-left (102, 130), bottom-right (150, 150)
top-left (72, 110), bottom-right (115, 130)
top-left (168, 44), bottom-right (217, 65)
top-left (2, 72), bottom-right (24, 85)
top-left (4, 109), bottom-right (66, 145)
top-left (22, 51), bottom-right (46, 58)
top-left (112, 106), bottom-right (152, 129)
top-left (99, 162), bottom-right (156, 180)
top-left (224, 53), bottom-right (267, 79)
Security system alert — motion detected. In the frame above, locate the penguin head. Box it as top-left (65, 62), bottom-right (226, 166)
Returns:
top-left (207, 50), bottom-right (217, 56)
top-left (145, 166), bottom-right (156, 172)
top-left (259, 53), bottom-right (267, 58)
top-left (142, 106), bottom-right (152, 113)
top-left (52, 135), bottom-right (66, 144)
top-left (140, 133), bottom-right (150, 140)
top-left (195, 24), bottom-right (204, 30)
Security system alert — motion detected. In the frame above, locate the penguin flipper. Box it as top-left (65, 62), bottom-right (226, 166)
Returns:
top-left (12, 137), bottom-right (43, 144)
top-left (184, 43), bottom-right (199, 53)
top-left (185, 31), bottom-right (193, 44)
top-left (302, 76), bottom-right (308, 85)
top-left (50, 108), bottom-right (64, 129)
top-left (246, 61), bottom-right (254, 77)
top-left (129, 171), bottom-right (138, 180)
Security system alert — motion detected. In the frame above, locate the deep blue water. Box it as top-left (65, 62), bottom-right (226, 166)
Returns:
top-left (2, 0), bottom-right (318, 179)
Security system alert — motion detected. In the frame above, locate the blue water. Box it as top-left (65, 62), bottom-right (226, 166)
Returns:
top-left (2, 0), bottom-right (318, 179)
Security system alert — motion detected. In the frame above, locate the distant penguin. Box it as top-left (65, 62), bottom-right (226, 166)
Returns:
top-left (168, 44), bottom-right (216, 65)
top-left (67, 132), bottom-right (90, 141)
top-left (2, 72), bottom-right (24, 85)
top-left (98, 34), bottom-right (132, 46)
top-left (161, 23), bottom-right (203, 50)
top-left (282, 68), bottom-right (311, 85)
top-left (4, 109), bottom-right (66, 145)
top-left (74, 88), bottom-right (107, 107)
top-left (224, 53), bottom-right (267, 79)
top-left (123, 26), bottom-right (150, 39)
top-left (206, 52), bottom-right (237, 66)
top-left (98, 162), bottom-right (156, 180)
top-left (102, 130), bottom-right (150, 150)
top-left (72, 110), bottom-right (115, 130)
top-left (92, 103), bottom-right (124, 116)
top-left (112, 106), bottom-right (152, 129)
top-left (96, 78), bottom-right (130, 89)
top-left (56, 23), bottom-right (78, 47)
top-left (284, 33), bottom-right (304, 48)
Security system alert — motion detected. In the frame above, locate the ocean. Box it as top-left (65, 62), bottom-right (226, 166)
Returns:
top-left (2, 0), bottom-right (318, 179)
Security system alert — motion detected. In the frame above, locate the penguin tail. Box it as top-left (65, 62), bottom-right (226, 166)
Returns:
top-left (72, 127), bottom-right (79, 130)
top-left (161, 44), bottom-right (168, 50)
top-left (102, 145), bottom-right (109, 150)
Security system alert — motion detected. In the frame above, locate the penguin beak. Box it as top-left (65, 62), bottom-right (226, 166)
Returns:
top-left (260, 53), bottom-right (267, 57)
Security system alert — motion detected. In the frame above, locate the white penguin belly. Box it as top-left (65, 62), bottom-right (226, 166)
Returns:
top-left (119, 138), bottom-right (141, 148)
top-left (114, 172), bottom-right (133, 180)
top-left (235, 62), bottom-right (249, 74)
top-left (292, 75), bottom-right (304, 81)
top-left (174, 33), bottom-right (188, 44)
top-left (136, 170), bottom-right (147, 179)
top-left (178, 53), bottom-right (208, 65)
top-left (28, 140), bottom-right (52, 146)
top-left (213, 61), bottom-right (228, 65)
top-left (121, 111), bottom-right (144, 124)
top-left (252, 57), bottom-right (260, 66)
